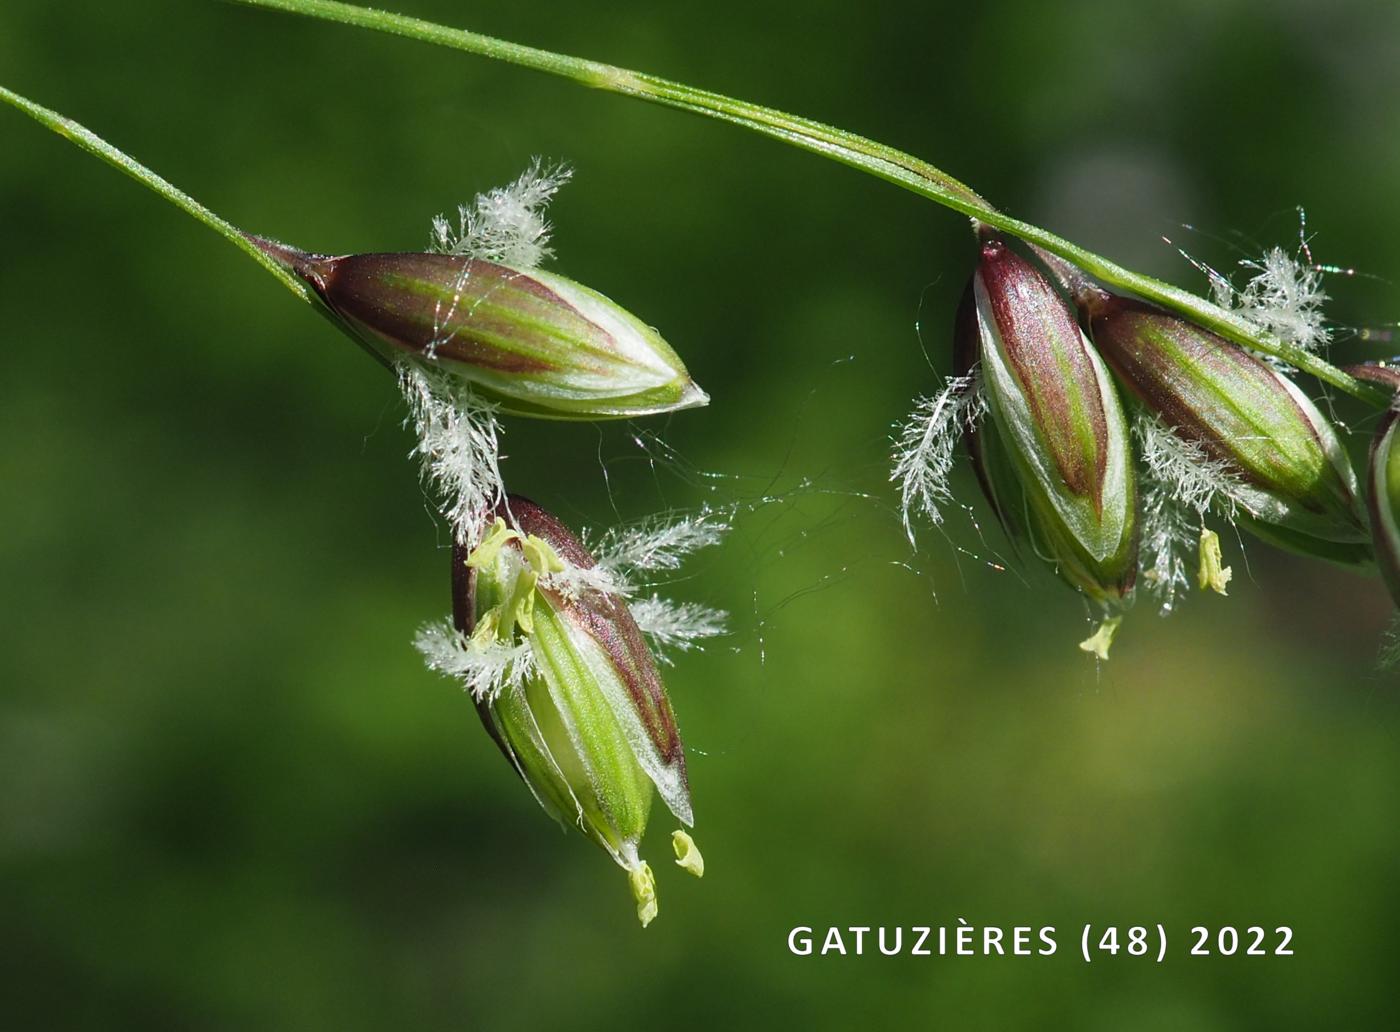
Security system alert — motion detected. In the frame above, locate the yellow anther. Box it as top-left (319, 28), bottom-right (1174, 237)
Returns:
top-left (468, 607), bottom-right (501, 650)
top-left (523, 534), bottom-right (566, 576)
top-left (671, 830), bottom-right (704, 878)
top-left (512, 570), bottom-right (540, 636)
top-left (628, 861), bottom-right (658, 928)
top-left (1078, 615), bottom-right (1123, 661)
top-left (1197, 528), bottom-right (1232, 595)
top-left (466, 518), bottom-right (520, 569)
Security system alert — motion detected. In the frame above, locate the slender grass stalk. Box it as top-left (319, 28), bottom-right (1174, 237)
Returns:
top-left (232, 0), bottom-right (1388, 408)
top-left (0, 85), bottom-right (313, 304)
top-left (0, 84), bottom-right (407, 370)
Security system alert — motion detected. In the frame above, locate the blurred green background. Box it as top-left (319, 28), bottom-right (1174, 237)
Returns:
top-left (3, 0), bottom-right (1400, 1027)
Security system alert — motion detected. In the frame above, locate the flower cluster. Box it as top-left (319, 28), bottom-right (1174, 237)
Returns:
top-left (416, 498), bottom-right (719, 926)
top-left (895, 231), bottom-right (1372, 658)
top-left (257, 166), bottom-right (724, 924)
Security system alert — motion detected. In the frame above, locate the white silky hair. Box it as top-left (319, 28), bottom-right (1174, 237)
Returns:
top-left (1134, 414), bottom-right (1247, 614)
top-left (1136, 414), bottom-right (1243, 521)
top-left (551, 509), bottom-right (732, 656)
top-left (1209, 245), bottom-right (1331, 357)
top-left (1181, 211), bottom-right (1333, 362)
top-left (398, 361), bottom-right (505, 549)
top-left (627, 595), bottom-right (729, 664)
top-left (590, 510), bottom-right (731, 584)
top-left (890, 374), bottom-right (986, 544)
top-left (429, 159), bottom-right (573, 270)
top-left (413, 620), bottom-right (536, 703)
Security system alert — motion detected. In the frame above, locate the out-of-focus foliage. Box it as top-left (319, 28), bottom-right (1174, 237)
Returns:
top-left (2, 1), bottom-right (1398, 1027)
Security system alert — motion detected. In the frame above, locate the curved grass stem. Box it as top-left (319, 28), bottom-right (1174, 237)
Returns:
top-left (233, 0), bottom-right (1388, 408)
top-left (0, 84), bottom-right (313, 305)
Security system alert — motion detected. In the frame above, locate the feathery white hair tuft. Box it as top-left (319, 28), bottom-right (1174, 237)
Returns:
top-left (414, 621), bottom-right (536, 703)
top-left (399, 361), bottom-right (505, 548)
top-left (629, 595), bottom-right (729, 664)
top-left (430, 159), bottom-right (573, 269)
top-left (890, 374), bottom-right (986, 544)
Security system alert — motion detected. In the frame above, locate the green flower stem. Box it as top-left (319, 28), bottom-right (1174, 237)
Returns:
top-left (1, 84), bottom-right (401, 370)
top-left (234, 0), bottom-right (1388, 408)
top-left (0, 85), bottom-right (313, 305)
